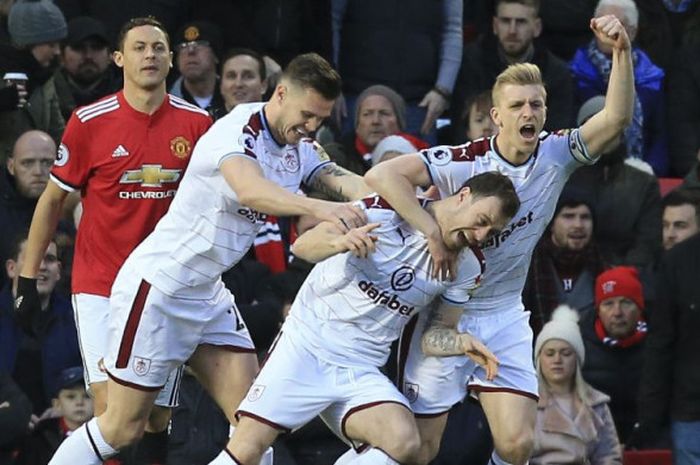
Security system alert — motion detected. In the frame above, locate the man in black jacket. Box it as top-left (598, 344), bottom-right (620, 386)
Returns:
top-left (638, 233), bottom-right (700, 463)
top-left (451, 0), bottom-right (574, 141)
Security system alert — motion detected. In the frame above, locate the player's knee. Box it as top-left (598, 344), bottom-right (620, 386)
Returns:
top-left (146, 405), bottom-right (171, 433)
top-left (414, 435), bottom-right (441, 465)
top-left (495, 429), bottom-right (534, 465)
top-left (381, 426), bottom-right (422, 463)
top-left (229, 440), bottom-right (266, 465)
top-left (100, 416), bottom-right (147, 449)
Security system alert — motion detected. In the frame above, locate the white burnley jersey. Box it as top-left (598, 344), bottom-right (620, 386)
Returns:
top-left (125, 102), bottom-right (331, 298)
top-left (420, 130), bottom-right (595, 313)
top-left (283, 195), bottom-right (485, 368)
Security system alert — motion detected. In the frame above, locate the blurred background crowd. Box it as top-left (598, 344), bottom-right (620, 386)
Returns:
top-left (1, 0), bottom-right (699, 464)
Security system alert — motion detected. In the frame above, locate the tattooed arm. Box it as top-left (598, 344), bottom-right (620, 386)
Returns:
top-left (309, 163), bottom-right (373, 201)
top-left (421, 302), bottom-right (499, 380)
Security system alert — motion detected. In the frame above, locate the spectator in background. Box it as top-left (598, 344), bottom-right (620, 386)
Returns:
top-left (17, 366), bottom-right (93, 465)
top-left (332, 0), bottom-right (463, 142)
top-left (454, 90), bottom-right (498, 144)
top-left (524, 190), bottom-right (605, 335)
top-left (213, 48), bottom-right (267, 120)
top-left (324, 85), bottom-right (427, 175)
top-left (531, 305), bottom-right (622, 465)
top-left (538, 0), bottom-right (597, 61)
top-left (0, 131), bottom-right (55, 289)
top-left (169, 20), bottom-right (225, 114)
top-left (0, 235), bottom-right (81, 418)
top-left (570, 0), bottom-right (668, 175)
top-left (53, 16), bottom-right (121, 121)
top-left (667, 36), bottom-right (700, 177)
top-left (0, 0), bottom-right (66, 161)
top-left (637, 233), bottom-right (700, 463)
top-left (0, 372), bottom-right (33, 464)
top-left (566, 96), bottom-right (662, 269)
top-left (452, 0), bottom-right (575, 137)
top-left (580, 267), bottom-right (647, 444)
top-left (662, 188), bottom-right (700, 251)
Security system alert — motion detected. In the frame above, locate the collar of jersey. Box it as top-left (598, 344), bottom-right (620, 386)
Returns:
top-left (260, 106), bottom-right (286, 150)
top-left (116, 90), bottom-right (168, 121)
top-left (490, 135), bottom-right (539, 168)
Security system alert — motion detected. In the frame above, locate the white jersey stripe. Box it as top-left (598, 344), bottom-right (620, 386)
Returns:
top-left (75, 96), bottom-right (118, 118)
top-left (50, 173), bottom-right (77, 192)
top-left (78, 103), bottom-right (120, 122)
top-left (169, 98), bottom-right (210, 117)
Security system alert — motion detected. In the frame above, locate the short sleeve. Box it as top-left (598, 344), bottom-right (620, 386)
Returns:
top-left (49, 113), bottom-right (91, 192)
top-left (441, 249), bottom-right (484, 305)
top-left (299, 139), bottom-right (332, 185)
top-left (541, 128), bottom-right (596, 168)
top-left (420, 145), bottom-right (478, 197)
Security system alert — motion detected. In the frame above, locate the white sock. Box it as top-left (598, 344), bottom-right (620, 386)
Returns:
top-left (207, 446), bottom-right (273, 465)
top-left (208, 449), bottom-right (241, 464)
top-left (260, 447), bottom-right (274, 465)
top-left (489, 451), bottom-right (526, 465)
top-left (48, 418), bottom-right (117, 465)
top-left (338, 447), bottom-right (400, 465)
top-left (334, 448), bottom-right (361, 465)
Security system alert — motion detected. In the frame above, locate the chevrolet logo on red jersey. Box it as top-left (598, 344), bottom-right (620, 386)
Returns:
top-left (119, 165), bottom-right (182, 187)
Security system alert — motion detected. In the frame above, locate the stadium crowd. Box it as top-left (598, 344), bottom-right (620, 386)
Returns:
top-left (1, 0), bottom-right (699, 464)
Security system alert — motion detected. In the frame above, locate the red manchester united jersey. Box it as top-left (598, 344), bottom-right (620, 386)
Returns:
top-left (50, 91), bottom-right (212, 296)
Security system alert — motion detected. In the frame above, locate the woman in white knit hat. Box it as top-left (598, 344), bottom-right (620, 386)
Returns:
top-left (531, 305), bottom-right (622, 465)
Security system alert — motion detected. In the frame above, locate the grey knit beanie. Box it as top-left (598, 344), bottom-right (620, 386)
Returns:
top-left (354, 84), bottom-right (406, 131)
top-left (8, 0), bottom-right (67, 47)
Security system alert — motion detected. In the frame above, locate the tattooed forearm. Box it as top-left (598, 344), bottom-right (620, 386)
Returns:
top-left (309, 164), bottom-right (372, 201)
top-left (422, 328), bottom-right (461, 356)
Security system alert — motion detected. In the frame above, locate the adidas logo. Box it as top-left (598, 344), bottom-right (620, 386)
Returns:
top-left (112, 145), bottom-right (129, 158)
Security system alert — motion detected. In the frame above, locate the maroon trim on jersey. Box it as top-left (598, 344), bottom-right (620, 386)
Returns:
top-left (341, 401), bottom-right (411, 451)
top-left (236, 410), bottom-right (291, 433)
top-left (468, 385), bottom-right (539, 401)
top-left (361, 195), bottom-right (395, 211)
top-left (396, 315), bottom-right (419, 391)
top-left (450, 137), bottom-right (491, 162)
top-left (106, 370), bottom-right (163, 392)
top-left (241, 111), bottom-right (265, 158)
top-left (49, 171), bottom-right (81, 191)
top-left (414, 410), bottom-right (451, 418)
top-left (469, 244), bottom-right (486, 275)
top-left (197, 343), bottom-right (256, 354)
top-left (115, 280), bottom-right (150, 369)
top-left (258, 331), bottom-right (283, 372)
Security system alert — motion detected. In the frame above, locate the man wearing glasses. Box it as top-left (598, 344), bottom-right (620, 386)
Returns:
top-left (169, 20), bottom-right (226, 114)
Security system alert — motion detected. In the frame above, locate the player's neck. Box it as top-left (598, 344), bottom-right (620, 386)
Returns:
top-left (494, 133), bottom-right (532, 165)
top-left (122, 83), bottom-right (167, 115)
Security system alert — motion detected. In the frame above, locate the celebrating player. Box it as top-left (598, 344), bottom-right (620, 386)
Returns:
top-left (229, 171), bottom-right (519, 465)
top-left (365, 14), bottom-right (634, 465)
top-left (46, 52), bottom-right (371, 465)
top-left (17, 17), bottom-right (212, 464)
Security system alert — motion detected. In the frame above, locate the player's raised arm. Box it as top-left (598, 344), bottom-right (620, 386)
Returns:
top-left (221, 156), bottom-right (366, 233)
top-left (421, 302), bottom-right (499, 381)
top-left (365, 153), bottom-right (456, 280)
top-left (291, 221), bottom-right (380, 263)
top-left (578, 14), bottom-right (634, 157)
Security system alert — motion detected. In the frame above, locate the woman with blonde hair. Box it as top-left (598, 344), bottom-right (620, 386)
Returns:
top-left (531, 305), bottom-right (622, 465)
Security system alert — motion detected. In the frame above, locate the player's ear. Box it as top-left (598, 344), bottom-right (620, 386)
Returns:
top-left (113, 51), bottom-right (123, 68)
top-left (490, 107), bottom-right (502, 128)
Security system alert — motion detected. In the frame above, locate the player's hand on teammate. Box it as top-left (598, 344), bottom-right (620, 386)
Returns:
top-left (13, 276), bottom-right (41, 334)
top-left (458, 333), bottom-right (499, 381)
top-left (591, 14), bottom-right (630, 51)
top-left (427, 232), bottom-right (457, 281)
top-left (334, 223), bottom-right (380, 258)
top-left (316, 201), bottom-right (367, 233)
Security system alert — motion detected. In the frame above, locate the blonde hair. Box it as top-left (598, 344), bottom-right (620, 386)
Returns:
top-left (536, 346), bottom-right (591, 404)
top-left (492, 63), bottom-right (545, 106)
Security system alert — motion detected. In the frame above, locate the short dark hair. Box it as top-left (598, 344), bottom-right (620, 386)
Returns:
top-left (116, 16), bottom-right (170, 52)
top-left (459, 171), bottom-right (520, 220)
top-left (495, 0), bottom-right (541, 13)
top-left (281, 53), bottom-right (341, 101)
top-left (7, 231), bottom-right (58, 262)
top-left (220, 47), bottom-right (266, 81)
top-left (663, 187), bottom-right (700, 222)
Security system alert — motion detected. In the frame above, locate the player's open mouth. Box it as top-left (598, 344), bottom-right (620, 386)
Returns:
top-left (519, 124), bottom-right (537, 140)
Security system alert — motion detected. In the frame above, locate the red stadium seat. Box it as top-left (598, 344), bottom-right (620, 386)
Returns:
top-left (658, 177), bottom-right (683, 196)
top-left (623, 449), bottom-right (673, 465)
